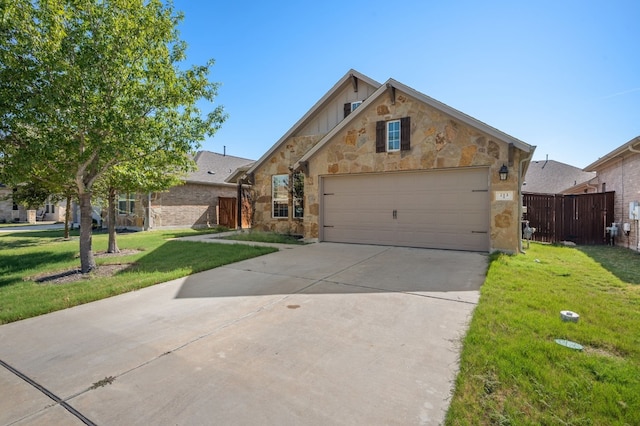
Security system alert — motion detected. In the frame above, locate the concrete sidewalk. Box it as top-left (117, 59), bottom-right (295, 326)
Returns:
top-left (0, 243), bottom-right (486, 425)
top-left (0, 223), bottom-right (64, 233)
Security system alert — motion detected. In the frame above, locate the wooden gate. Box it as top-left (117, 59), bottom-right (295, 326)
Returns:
top-left (218, 197), bottom-right (237, 229)
top-left (523, 192), bottom-right (615, 245)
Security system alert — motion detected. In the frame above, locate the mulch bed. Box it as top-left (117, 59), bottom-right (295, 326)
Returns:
top-left (33, 249), bottom-right (140, 284)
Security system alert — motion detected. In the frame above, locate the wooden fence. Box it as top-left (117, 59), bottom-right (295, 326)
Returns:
top-left (523, 192), bottom-right (615, 245)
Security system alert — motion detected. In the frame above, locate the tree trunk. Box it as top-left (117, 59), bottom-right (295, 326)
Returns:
top-left (107, 187), bottom-right (119, 253)
top-left (79, 192), bottom-right (96, 273)
top-left (64, 196), bottom-right (71, 240)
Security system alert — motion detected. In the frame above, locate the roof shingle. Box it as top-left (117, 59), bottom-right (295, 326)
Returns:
top-left (523, 159), bottom-right (595, 194)
top-left (187, 151), bottom-right (254, 186)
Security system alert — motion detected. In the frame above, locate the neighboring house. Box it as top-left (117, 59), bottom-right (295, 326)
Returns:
top-left (0, 185), bottom-right (20, 223)
top-left (228, 70), bottom-right (535, 253)
top-left (523, 159), bottom-right (595, 194)
top-left (0, 185), bottom-right (67, 223)
top-left (114, 150), bottom-right (254, 230)
top-left (583, 136), bottom-right (640, 250)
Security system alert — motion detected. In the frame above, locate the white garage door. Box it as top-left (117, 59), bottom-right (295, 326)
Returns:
top-left (321, 168), bottom-right (490, 251)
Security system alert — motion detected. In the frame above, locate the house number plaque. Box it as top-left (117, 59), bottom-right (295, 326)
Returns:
top-left (494, 191), bottom-right (514, 201)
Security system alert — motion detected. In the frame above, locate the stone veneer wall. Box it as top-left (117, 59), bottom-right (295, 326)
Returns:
top-left (251, 134), bottom-right (323, 235)
top-left (591, 154), bottom-right (640, 250)
top-left (253, 92), bottom-right (527, 252)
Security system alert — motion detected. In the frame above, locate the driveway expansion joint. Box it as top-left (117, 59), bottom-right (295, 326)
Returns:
top-left (319, 279), bottom-right (479, 305)
top-left (0, 358), bottom-right (96, 426)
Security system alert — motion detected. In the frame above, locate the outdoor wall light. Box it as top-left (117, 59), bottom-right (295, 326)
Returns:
top-left (499, 164), bottom-right (509, 181)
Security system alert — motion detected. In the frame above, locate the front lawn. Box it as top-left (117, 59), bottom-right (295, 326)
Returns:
top-left (446, 243), bottom-right (640, 425)
top-left (223, 231), bottom-right (305, 245)
top-left (0, 229), bottom-right (277, 324)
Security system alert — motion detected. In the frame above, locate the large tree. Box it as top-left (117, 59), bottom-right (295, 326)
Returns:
top-left (0, 0), bottom-right (225, 272)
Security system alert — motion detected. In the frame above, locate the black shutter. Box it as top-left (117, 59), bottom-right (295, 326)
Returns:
top-left (400, 116), bottom-right (411, 151)
top-left (344, 103), bottom-right (351, 118)
top-left (376, 121), bottom-right (385, 153)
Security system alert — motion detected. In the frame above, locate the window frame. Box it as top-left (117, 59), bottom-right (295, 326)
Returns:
top-left (387, 119), bottom-right (401, 152)
top-left (272, 174), bottom-right (289, 219)
top-left (45, 197), bottom-right (55, 214)
top-left (118, 193), bottom-right (135, 215)
top-left (351, 101), bottom-right (362, 112)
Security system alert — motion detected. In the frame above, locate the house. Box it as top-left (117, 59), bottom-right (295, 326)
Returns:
top-left (0, 184), bottom-right (67, 223)
top-left (583, 136), bottom-right (640, 250)
top-left (229, 70), bottom-right (535, 253)
top-left (87, 151), bottom-right (254, 230)
top-left (523, 159), bottom-right (595, 194)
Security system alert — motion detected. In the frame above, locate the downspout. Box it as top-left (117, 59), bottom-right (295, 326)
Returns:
top-left (519, 149), bottom-right (535, 253)
top-left (627, 141), bottom-right (640, 251)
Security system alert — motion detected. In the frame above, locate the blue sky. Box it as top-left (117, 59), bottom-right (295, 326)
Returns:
top-left (173, 0), bottom-right (639, 169)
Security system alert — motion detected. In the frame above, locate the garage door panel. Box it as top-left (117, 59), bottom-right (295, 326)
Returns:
top-left (322, 169), bottom-right (490, 251)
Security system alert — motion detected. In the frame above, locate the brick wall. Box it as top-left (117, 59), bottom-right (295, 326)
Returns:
top-left (593, 154), bottom-right (640, 250)
top-left (150, 182), bottom-right (238, 229)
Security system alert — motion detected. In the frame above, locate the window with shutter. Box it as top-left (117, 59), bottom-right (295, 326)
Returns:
top-left (344, 101), bottom-right (363, 118)
top-left (376, 117), bottom-right (411, 153)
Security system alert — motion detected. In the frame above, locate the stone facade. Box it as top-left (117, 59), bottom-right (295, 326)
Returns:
top-left (250, 74), bottom-right (531, 253)
top-left (251, 135), bottom-right (322, 236)
top-left (0, 188), bottom-right (66, 223)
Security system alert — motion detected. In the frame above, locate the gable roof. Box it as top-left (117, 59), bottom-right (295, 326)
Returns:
top-left (523, 159), bottom-right (595, 194)
top-left (297, 77), bottom-right (533, 166)
top-left (244, 69), bottom-right (380, 176)
top-left (187, 151), bottom-right (254, 186)
top-left (584, 136), bottom-right (640, 171)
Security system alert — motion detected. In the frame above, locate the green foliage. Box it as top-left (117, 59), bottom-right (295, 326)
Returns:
top-left (1, 0), bottom-right (225, 187)
top-left (10, 181), bottom-right (50, 209)
top-left (446, 243), bottom-right (640, 425)
top-left (0, 229), bottom-right (276, 323)
top-left (0, 0), bottom-right (226, 271)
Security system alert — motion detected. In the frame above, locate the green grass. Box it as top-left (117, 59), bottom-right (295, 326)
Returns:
top-left (578, 245), bottom-right (640, 284)
top-left (0, 228), bottom-right (276, 324)
top-left (446, 243), bottom-right (640, 425)
top-left (224, 231), bottom-right (305, 245)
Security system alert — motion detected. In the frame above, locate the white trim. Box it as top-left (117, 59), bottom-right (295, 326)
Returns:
top-left (386, 120), bottom-right (401, 152)
top-left (296, 77), bottom-right (534, 167)
top-left (584, 135), bottom-right (640, 171)
top-left (271, 174), bottom-right (289, 219)
top-left (246, 70), bottom-right (381, 176)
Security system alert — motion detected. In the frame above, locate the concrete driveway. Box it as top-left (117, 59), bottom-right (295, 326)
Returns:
top-left (0, 243), bottom-right (486, 425)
